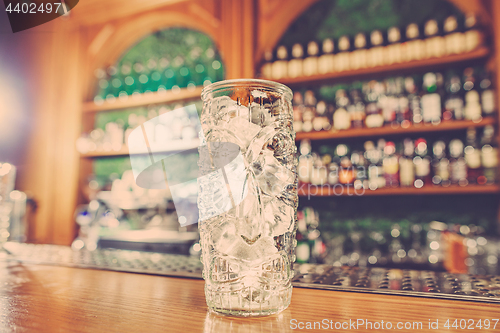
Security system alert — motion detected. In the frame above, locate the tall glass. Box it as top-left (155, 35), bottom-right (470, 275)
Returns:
top-left (199, 79), bottom-right (297, 316)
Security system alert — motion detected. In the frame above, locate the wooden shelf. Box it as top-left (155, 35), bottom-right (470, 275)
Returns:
top-left (82, 86), bottom-right (203, 113)
top-left (295, 117), bottom-right (496, 141)
top-left (298, 184), bottom-right (500, 197)
top-left (277, 47), bottom-right (490, 86)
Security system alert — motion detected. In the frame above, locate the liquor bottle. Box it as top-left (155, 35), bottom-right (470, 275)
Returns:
top-left (464, 128), bottom-right (483, 184)
top-left (334, 36), bottom-right (351, 72)
top-left (444, 71), bottom-right (464, 120)
top-left (424, 19), bottom-right (445, 58)
top-left (327, 145), bottom-right (340, 185)
top-left (339, 156), bottom-right (355, 185)
top-left (352, 150), bottom-right (368, 190)
top-left (318, 38), bottom-right (335, 74)
top-left (449, 138), bottom-right (468, 186)
top-left (313, 100), bottom-right (331, 131)
top-left (443, 15), bottom-right (465, 55)
top-left (421, 72), bottom-right (442, 124)
top-left (350, 33), bottom-right (368, 70)
top-left (463, 68), bottom-right (482, 121)
top-left (431, 141), bottom-right (451, 186)
top-left (405, 23), bottom-right (425, 61)
top-left (261, 50), bottom-right (273, 78)
top-left (288, 44), bottom-right (303, 78)
top-left (303, 41), bottom-right (319, 76)
top-left (381, 78), bottom-right (398, 126)
top-left (399, 138), bottom-right (415, 187)
top-left (395, 77), bottom-right (411, 127)
top-left (298, 139), bottom-right (313, 184)
top-left (271, 45), bottom-right (288, 79)
top-left (480, 126), bottom-right (498, 184)
top-left (302, 90), bottom-right (316, 133)
top-left (364, 80), bottom-right (384, 128)
top-left (368, 30), bottom-right (385, 67)
top-left (385, 26), bottom-right (403, 65)
top-left (293, 91), bottom-right (304, 133)
top-left (365, 140), bottom-right (385, 190)
top-left (295, 211), bottom-right (311, 263)
top-left (348, 85), bottom-right (365, 128)
top-left (383, 141), bottom-right (399, 187)
top-left (464, 13), bottom-right (483, 52)
top-left (413, 138), bottom-right (431, 188)
top-left (333, 89), bottom-right (351, 130)
top-left (310, 153), bottom-right (327, 185)
top-left (405, 76), bottom-right (423, 124)
top-left (479, 70), bottom-right (496, 117)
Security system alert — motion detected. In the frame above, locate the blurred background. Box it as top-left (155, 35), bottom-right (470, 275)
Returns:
top-left (1, 0), bottom-right (500, 274)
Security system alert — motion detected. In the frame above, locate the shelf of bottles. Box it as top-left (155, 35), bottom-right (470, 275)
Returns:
top-left (292, 64), bottom-right (496, 140)
top-left (86, 29), bottom-right (224, 112)
top-left (77, 100), bottom-right (203, 158)
top-left (297, 206), bottom-right (499, 275)
top-left (261, 14), bottom-right (488, 85)
top-left (297, 123), bottom-right (499, 196)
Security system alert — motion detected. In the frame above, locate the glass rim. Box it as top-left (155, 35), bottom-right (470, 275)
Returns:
top-left (201, 78), bottom-right (292, 101)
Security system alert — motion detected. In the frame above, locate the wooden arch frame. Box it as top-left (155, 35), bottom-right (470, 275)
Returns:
top-left (84, 9), bottom-right (222, 99)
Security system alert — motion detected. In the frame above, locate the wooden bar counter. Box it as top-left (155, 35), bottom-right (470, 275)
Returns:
top-left (1, 260), bottom-right (499, 332)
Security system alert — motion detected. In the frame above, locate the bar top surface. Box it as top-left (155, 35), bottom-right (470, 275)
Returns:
top-left (1, 260), bottom-right (499, 332)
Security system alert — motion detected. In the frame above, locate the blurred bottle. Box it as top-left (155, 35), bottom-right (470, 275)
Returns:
top-left (313, 100), bottom-right (332, 131)
top-left (288, 44), bottom-right (303, 78)
top-left (395, 77), bottom-right (411, 127)
top-left (366, 140), bottom-right (385, 190)
top-left (318, 38), bottom-right (335, 74)
top-left (463, 67), bottom-right (482, 121)
top-left (399, 138), bottom-right (415, 187)
top-left (350, 33), bottom-right (368, 70)
top-left (385, 26), bottom-right (403, 65)
top-left (480, 125), bottom-right (498, 184)
top-left (421, 72), bottom-right (442, 124)
top-left (444, 71), bottom-right (464, 120)
top-left (464, 128), bottom-right (483, 184)
top-left (432, 140), bottom-right (451, 186)
top-left (348, 84), bottom-right (365, 128)
top-left (298, 139), bottom-right (313, 184)
top-left (464, 13), bottom-right (483, 52)
top-left (333, 89), bottom-right (351, 130)
top-left (364, 81), bottom-right (384, 128)
top-left (293, 91), bottom-right (304, 133)
top-left (303, 41), bottom-right (319, 76)
top-left (383, 141), bottom-right (399, 187)
top-left (406, 76), bottom-right (423, 125)
top-left (449, 138), bottom-right (468, 186)
top-left (302, 90), bottom-right (316, 133)
top-left (271, 46), bottom-right (288, 79)
top-left (479, 70), bottom-right (496, 117)
top-left (352, 150), bottom-right (368, 190)
top-left (413, 138), bottom-right (431, 188)
top-left (261, 50), bottom-right (273, 78)
top-left (405, 23), bottom-right (425, 61)
top-left (424, 19), bottom-right (445, 58)
top-left (335, 35), bottom-right (351, 72)
top-left (443, 15), bottom-right (465, 55)
top-left (368, 30), bottom-right (385, 67)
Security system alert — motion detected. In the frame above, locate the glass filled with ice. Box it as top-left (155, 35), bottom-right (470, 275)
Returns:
top-left (199, 79), bottom-right (297, 316)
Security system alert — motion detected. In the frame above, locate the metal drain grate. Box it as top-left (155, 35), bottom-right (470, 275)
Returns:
top-left (292, 264), bottom-right (500, 303)
top-left (2, 242), bottom-right (204, 279)
top-left (3, 243), bottom-right (500, 303)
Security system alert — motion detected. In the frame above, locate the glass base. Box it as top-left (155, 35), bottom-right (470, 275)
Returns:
top-left (205, 284), bottom-right (292, 317)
